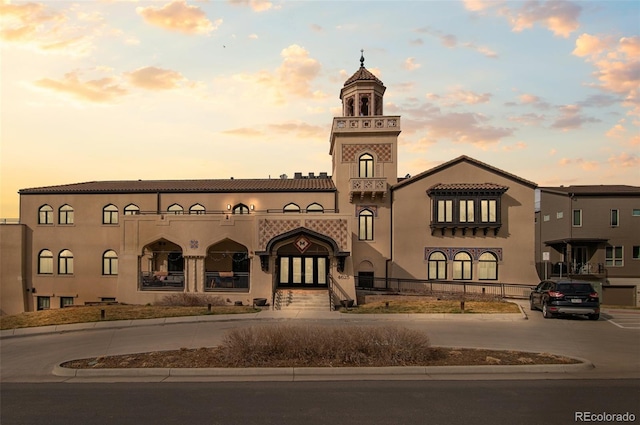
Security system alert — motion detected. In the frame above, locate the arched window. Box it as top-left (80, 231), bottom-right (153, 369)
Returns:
top-left (58, 249), bottom-right (74, 275)
top-left (453, 252), bottom-right (472, 280)
top-left (59, 204), bottom-right (74, 224)
top-left (428, 252), bottom-right (447, 280)
top-left (233, 203), bottom-right (249, 214)
top-left (306, 203), bottom-right (324, 213)
top-left (167, 204), bottom-right (183, 215)
top-left (478, 252), bottom-right (498, 280)
top-left (124, 204), bottom-right (140, 215)
top-left (346, 97), bottom-right (355, 117)
top-left (38, 249), bottom-right (53, 274)
top-left (103, 250), bottom-right (118, 275)
top-left (358, 209), bottom-right (374, 241)
top-left (103, 204), bottom-right (118, 224)
top-left (39, 205), bottom-right (53, 225)
top-left (283, 203), bottom-right (300, 213)
top-left (359, 153), bottom-right (374, 178)
top-left (190, 204), bottom-right (206, 215)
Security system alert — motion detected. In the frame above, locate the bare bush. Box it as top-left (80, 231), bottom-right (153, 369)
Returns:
top-left (220, 324), bottom-right (440, 367)
top-left (154, 293), bottom-right (225, 307)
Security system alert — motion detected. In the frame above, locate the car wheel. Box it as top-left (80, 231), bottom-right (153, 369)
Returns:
top-left (588, 313), bottom-right (600, 321)
top-left (542, 302), bottom-right (553, 319)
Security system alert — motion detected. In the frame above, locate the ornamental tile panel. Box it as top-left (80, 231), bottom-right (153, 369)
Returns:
top-left (342, 144), bottom-right (392, 162)
top-left (305, 219), bottom-right (349, 251)
top-left (258, 219), bottom-right (301, 250)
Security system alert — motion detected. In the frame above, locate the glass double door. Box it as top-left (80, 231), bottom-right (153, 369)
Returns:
top-left (279, 256), bottom-right (328, 287)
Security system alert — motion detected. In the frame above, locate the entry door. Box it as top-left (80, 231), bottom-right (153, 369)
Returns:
top-left (279, 256), bottom-right (327, 287)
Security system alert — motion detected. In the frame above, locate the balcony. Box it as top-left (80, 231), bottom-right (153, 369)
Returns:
top-left (349, 177), bottom-right (388, 202)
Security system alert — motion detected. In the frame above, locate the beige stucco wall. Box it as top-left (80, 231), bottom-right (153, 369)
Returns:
top-left (0, 224), bottom-right (28, 315)
top-left (18, 189), bottom-right (351, 309)
top-left (391, 160), bottom-right (539, 285)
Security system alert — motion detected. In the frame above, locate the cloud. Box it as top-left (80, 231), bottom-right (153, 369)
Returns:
top-left (577, 94), bottom-right (620, 108)
top-left (558, 157), bottom-right (599, 170)
top-left (608, 152), bottom-right (639, 168)
top-left (501, 141), bottom-right (528, 151)
top-left (403, 57), bottom-right (421, 71)
top-left (415, 26), bottom-right (497, 59)
top-left (550, 104), bottom-right (599, 130)
top-left (229, 44), bottom-right (323, 104)
top-left (572, 34), bottom-right (640, 116)
top-left (421, 112), bottom-right (515, 148)
top-left (137, 0), bottom-right (221, 34)
top-left (427, 88), bottom-right (492, 107)
top-left (507, 113), bottom-right (546, 126)
top-left (33, 70), bottom-right (127, 103)
top-left (223, 121), bottom-right (326, 139)
top-left (125, 66), bottom-right (187, 90)
top-left (464, 0), bottom-right (582, 38)
top-left (228, 0), bottom-right (273, 12)
top-left (310, 24), bottom-right (323, 33)
top-left (0, 1), bottom-right (97, 55)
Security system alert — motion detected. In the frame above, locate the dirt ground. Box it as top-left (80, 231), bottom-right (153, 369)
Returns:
top-left (62, 347), bottom-right (579, 369)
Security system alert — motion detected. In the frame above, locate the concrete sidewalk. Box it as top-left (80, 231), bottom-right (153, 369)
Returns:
top-left (0, 306), bottom-right (529, 339)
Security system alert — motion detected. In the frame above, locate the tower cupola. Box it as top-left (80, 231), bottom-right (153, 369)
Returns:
top-left (340, 50), bottom-right (386, 117)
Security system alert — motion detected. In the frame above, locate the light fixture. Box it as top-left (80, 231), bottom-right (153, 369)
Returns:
top-left (227, 204), bottom-right (231, 210)
top-left (250, 204), bottom-right (254, 210)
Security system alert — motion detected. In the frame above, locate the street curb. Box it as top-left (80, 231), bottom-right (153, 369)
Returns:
top-left (53, 358), bottom-right (594, 381)
top-left (0, 310), bottom-right (526, 340)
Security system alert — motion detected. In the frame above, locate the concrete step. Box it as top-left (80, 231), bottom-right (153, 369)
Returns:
top-left (276, 289), bottom-right (331, 311)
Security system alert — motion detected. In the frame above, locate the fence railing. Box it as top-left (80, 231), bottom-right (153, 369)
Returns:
top-left (204, 272), bottom-right (249, 291)
top-left (328, 274), bottom-right (353, 310)
top-left (355, 277), bottom-right (533, 299)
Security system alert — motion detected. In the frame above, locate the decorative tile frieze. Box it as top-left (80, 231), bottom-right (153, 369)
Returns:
top-left (305, 219), bottom-right (348, 251)
top-left (258, 219), bottom-right (301, 250)
top-left (342, 143), bottom-right (392, 162)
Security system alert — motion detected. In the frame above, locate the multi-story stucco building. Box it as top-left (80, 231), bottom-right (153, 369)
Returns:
top-left (1, 59), bottom-right (541, 315)
top-left (535, 185), bottom-right (640, 305)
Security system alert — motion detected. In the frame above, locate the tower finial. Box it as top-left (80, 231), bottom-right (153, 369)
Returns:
top-left (360, 49), bottom-right (365, 68)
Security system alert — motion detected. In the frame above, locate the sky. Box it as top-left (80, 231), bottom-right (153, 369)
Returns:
top-left (1, 0), bottom-right (639, 218)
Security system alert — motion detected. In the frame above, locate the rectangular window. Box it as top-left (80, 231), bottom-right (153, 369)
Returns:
top-left (633, 246), bottom-right (640, 260)
top-left (437, 200), bottom-right (453, 222)
top-left (610, 209), bottom-right (619, 227)
top-left (481, 200), bottom-right (496, 223)
top-left (543, 215), bottom-right (550, 222)
top-left (459, 200), bottom-right (474, 223)
top-left (556, 212), bottom-right (563, 219)
top-left (37, 297), bottom-right (50, 311)
top-left (605, 246), bottom-right (623, 267)
top-left (280, 257), bottom-right (289, 283)
top-left (572, 209), bottom-right (582, 227)
top-left (292, 257), bottom-right (302, 284)
top-left (60, 297), bottom-right (74, 308)
top-left (317, 258), bottom-right (327, 284)
top-left (358, 212), bottom-right (373, 240)
top-left (633, 209), bottom-right (640, 217)
top-left (304, 257), bottom-right (314, 285)
top-left (478, 261), bottom-right (497, 280)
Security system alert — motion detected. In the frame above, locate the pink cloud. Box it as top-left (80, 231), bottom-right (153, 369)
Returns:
top-left (137, 0), bottom-right (221, 34)
top-left (125, 66), bottom-right (186, 90)
top-left (33, 71), bottom-right (127, 103)
top-left (608, 152), bottom-right (639, 168)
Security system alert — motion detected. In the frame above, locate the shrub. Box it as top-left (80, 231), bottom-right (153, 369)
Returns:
top-left (219, 324), bottom-right (440, 367)
top-left (154, 293), bottom-right (225, 307)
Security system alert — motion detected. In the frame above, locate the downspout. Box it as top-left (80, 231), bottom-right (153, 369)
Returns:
top-left (387, 186), bottom-right (394, 286)
top-left (156, 192), bottom-right (161, 214)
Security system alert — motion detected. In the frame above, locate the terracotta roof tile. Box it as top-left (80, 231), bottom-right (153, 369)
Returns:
top-left (428, 183), bottom-right (509, 192)
top-left (20, 178), bottom-right (336, 194)
top-left (344, 66), bottom-right (384, 86)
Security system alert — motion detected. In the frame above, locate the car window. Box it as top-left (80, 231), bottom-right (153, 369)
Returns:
top-left (557, 283), bottom-right (593, 294)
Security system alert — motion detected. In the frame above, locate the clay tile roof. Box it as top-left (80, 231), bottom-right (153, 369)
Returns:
top-left (344, 66), bottom-right (384, 86)
top-left (539, 185), bottom-right (640, 195)
top-left (20, 178), bottom-right (336, 194)
top-left (428, 183), bottom-right (509, 191)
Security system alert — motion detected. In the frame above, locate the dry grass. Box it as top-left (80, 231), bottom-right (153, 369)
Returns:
top-left (154, 293), bottom-right (226, 307)
top-left (0, 304), bottom-right (259, 330)
top-left (347, 300), bottom-right (520, 314)
top-left (61, 324), bottom-right (580, 369)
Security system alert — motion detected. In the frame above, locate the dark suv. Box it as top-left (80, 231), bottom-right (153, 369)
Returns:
top-left (530, 280), bottom-right (600, 320)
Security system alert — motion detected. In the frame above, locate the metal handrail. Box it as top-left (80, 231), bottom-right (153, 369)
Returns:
top-left (328, 274), bottom-right (352, 309)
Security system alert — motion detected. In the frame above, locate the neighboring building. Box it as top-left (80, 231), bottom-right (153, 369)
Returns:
top-left (535, 185), bottom-right (640, 305)
top-left (0, 57), bottom-right (541, 314)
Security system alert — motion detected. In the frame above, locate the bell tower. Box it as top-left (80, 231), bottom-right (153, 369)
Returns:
top-left (329, 52), bottom-right (401, 282)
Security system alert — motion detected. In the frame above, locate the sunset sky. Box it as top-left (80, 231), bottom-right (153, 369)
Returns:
top-left (1, 0), bottom-right (638, 218)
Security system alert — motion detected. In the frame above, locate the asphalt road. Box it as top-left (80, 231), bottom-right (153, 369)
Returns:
top-left (2, 380), bottom-right (639, 425)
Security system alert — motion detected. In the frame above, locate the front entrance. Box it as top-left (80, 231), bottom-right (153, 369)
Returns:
top-left (278, 256), bottom-right (328, 287)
